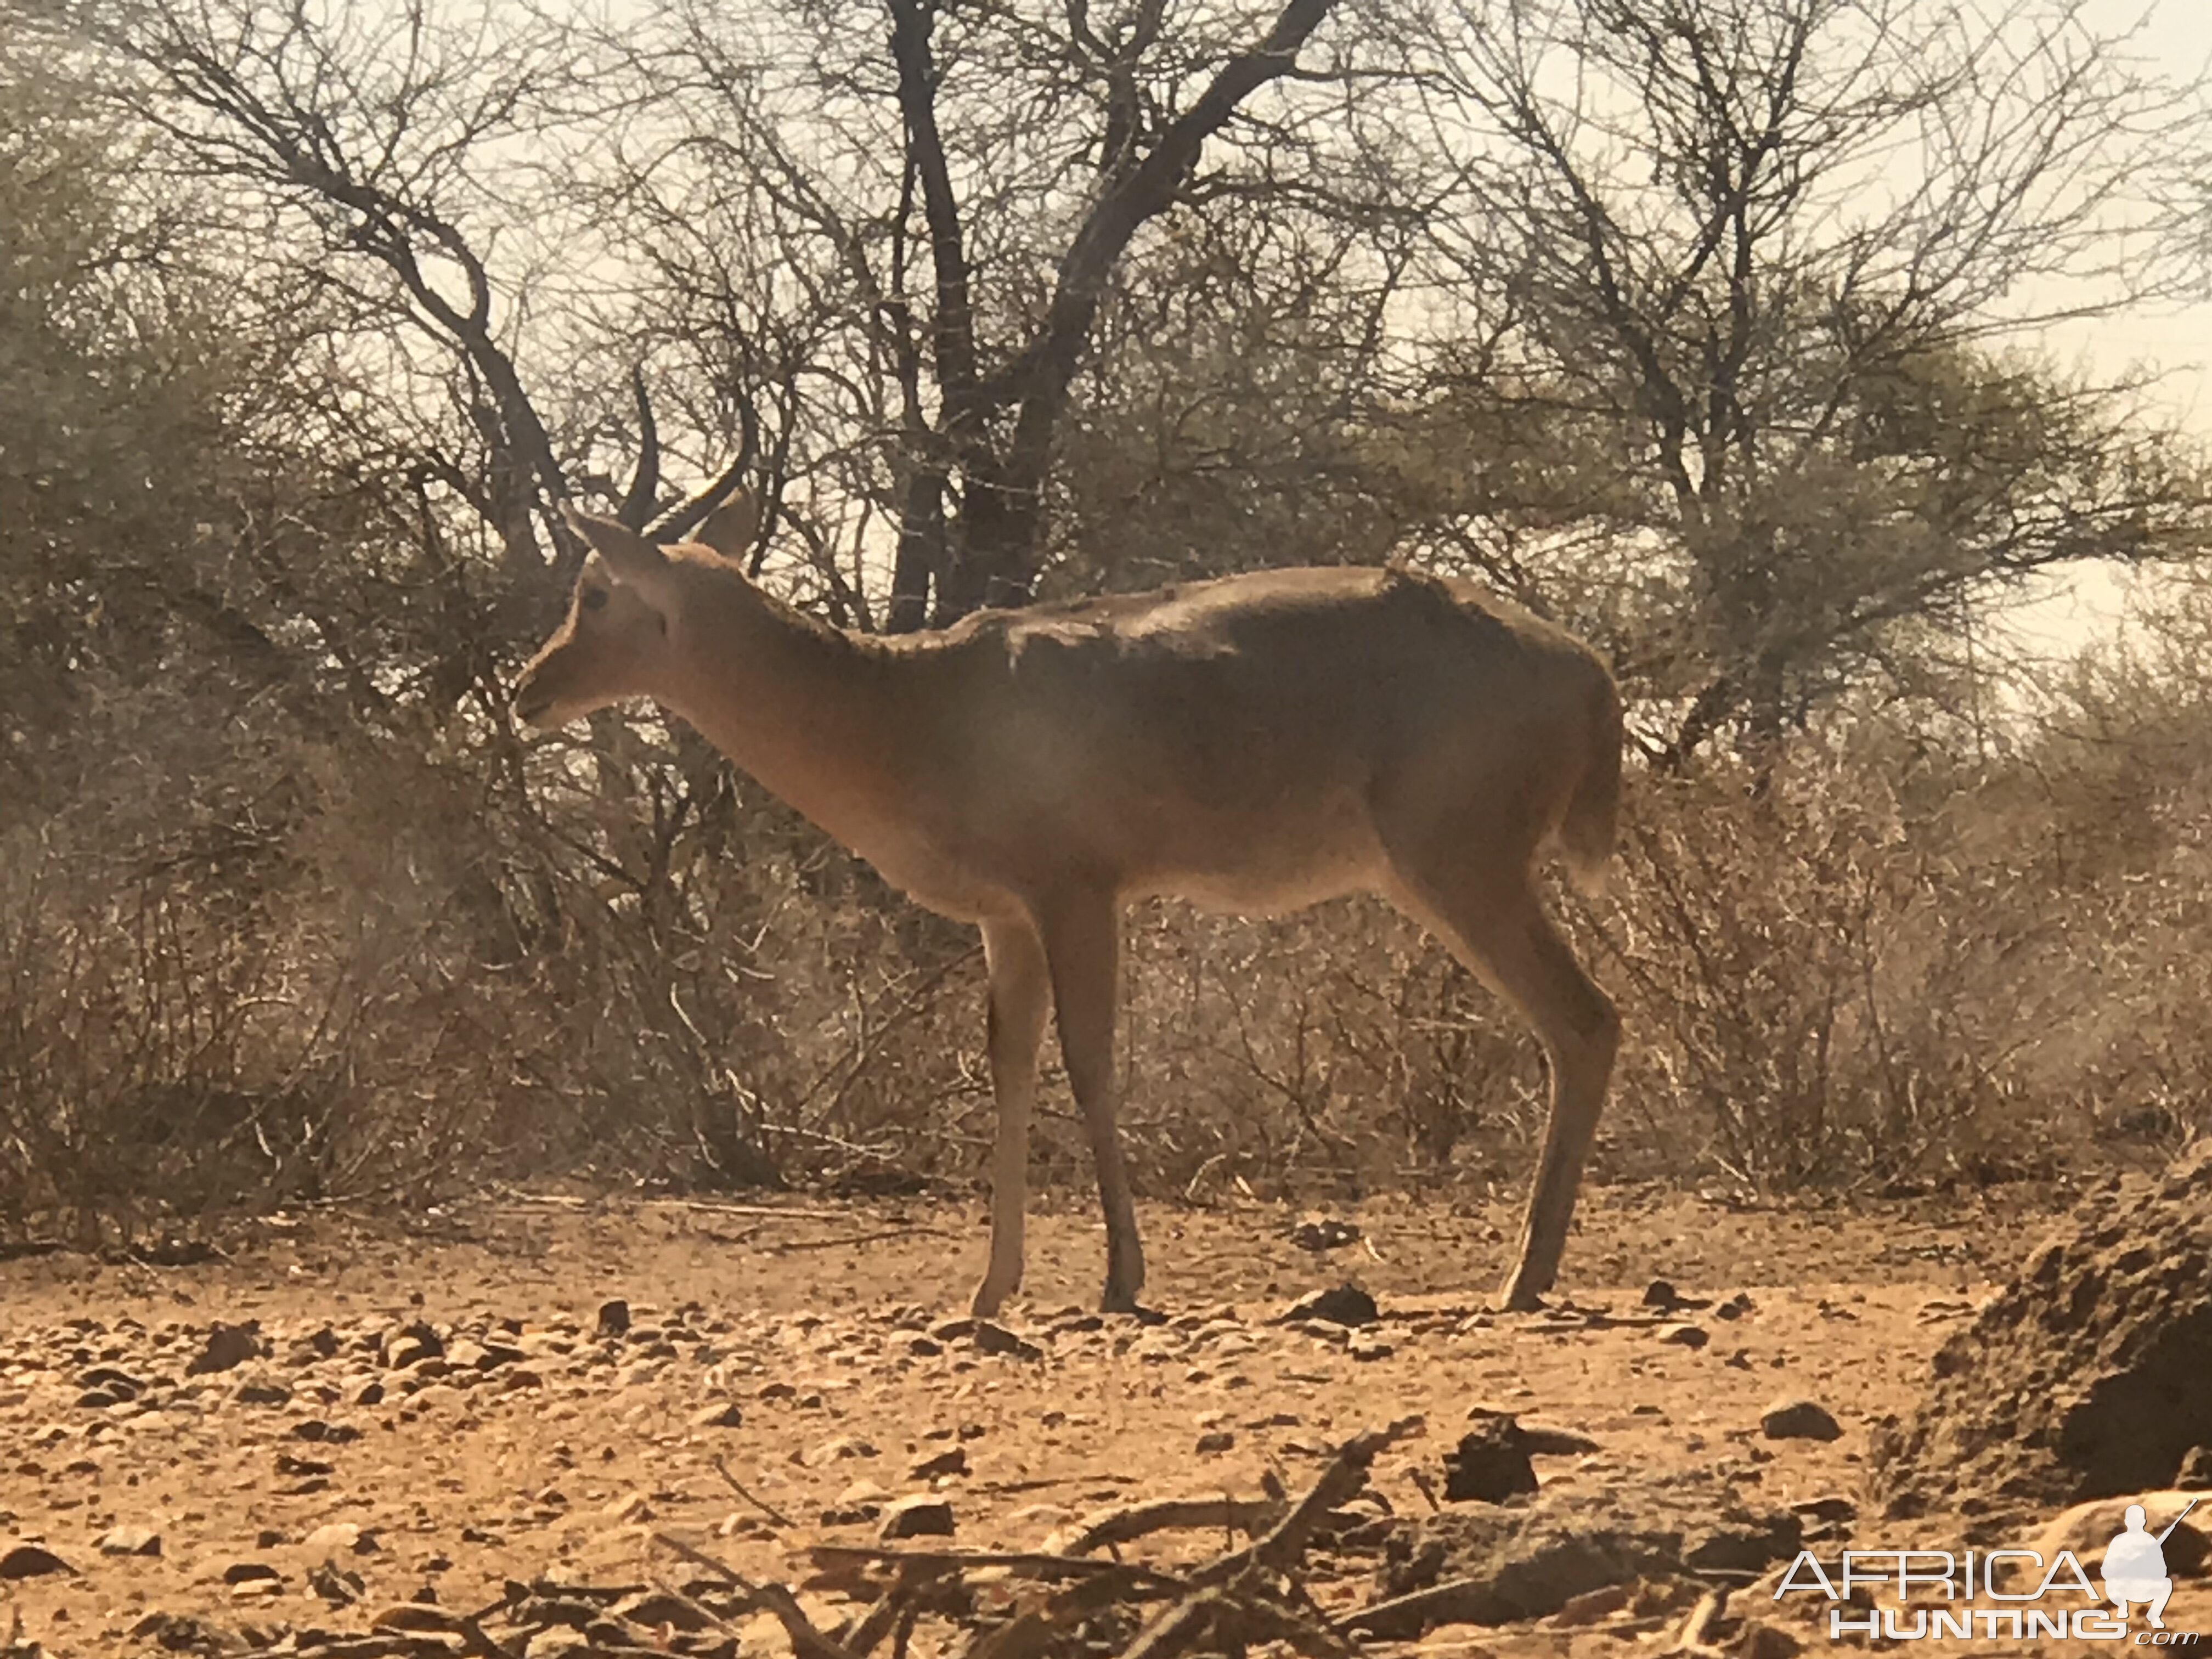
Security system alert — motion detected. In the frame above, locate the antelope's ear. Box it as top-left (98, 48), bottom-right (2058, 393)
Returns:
top-left (563, 505), bottom-right (670, 583)
top-left (694, 489), bottom-right (761, 561)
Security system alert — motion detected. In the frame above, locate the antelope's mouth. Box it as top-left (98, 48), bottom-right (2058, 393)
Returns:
top-left (512, 691), bottom-right (557, 729)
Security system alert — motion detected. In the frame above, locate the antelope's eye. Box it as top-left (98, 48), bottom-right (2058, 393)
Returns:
top-left (580, 587), bottom-right (608, 612)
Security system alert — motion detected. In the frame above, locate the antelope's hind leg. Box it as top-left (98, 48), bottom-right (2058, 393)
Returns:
top-left (972, 914), bottom-right (1052, 1317)
top-left (1389, 849), bottom-right (1619, 1311)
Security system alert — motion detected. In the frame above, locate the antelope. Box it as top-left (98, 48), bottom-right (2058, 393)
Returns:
top-left (514, 488), bottom-right (1623, 1314)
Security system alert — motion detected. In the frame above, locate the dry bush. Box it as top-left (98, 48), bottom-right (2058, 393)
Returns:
top-left (1596, 709), bottom-right (2211, 1195)
top-left (1597, 750), bottom-right (2051, 1194)
top-left (10, 651), bottom-right (2211, 1248)
top-left (1107, 901), bottom-right (1544, 1204)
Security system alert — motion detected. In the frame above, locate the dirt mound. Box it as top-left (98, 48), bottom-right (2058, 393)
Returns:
top-left (1866, 1143), bottom-right (2212, 1519)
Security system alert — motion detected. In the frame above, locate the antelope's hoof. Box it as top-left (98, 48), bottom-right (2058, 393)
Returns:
top-left (1499, 1274), bottom-right (1550, 1313)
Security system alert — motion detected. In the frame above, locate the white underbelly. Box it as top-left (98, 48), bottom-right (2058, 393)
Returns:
top-left (1139, 823), bottom-right (1388, 918)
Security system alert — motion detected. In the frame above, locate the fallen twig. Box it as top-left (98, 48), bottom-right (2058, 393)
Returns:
top-left (964, 1565), bottom-right (1160, 1659)
top-left (648, 1533), bottom-right (864, 1659)
top-left (809, 1543), bottom-right (1188, 1593)
top-left (755, 1582), bottom-right (872, 1659)
top-left (1194, 1418), bottom-right (1421, 1588)
top-left (976, 1471), bottom-right (1143, 1497)
top-left (1333, 1574), bottom-right (1497, 1639)
top-left (1116, 1584), bottom-right (1359, 1659)
top-left (650, 1531), bottom-right (757, 1593)
top-left (1064, 1496), bottom-right (1283, 1556)
top-left (843, 1560), bottom-right (952, 1659)
top-left (1660, 1587), bottom-right (1730, 1656)
top-left (713, 1455), bottom-right (795, 1527)
top-left (763, 1226), bottom-right (950, 1254)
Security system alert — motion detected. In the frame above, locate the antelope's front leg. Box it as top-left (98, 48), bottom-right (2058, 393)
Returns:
top-left (972, 915), bottom-right (1051, 1317)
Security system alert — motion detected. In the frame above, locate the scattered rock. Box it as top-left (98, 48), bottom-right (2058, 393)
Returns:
top-left (0, 1542), bottom-right (77, 1578)
top-left (1443, 1413), bottom-right (1539, 1503)
top-left (596, 1300), bottom-right (631, 1339)
top-left (185, 1322), bottom-right (262, 1376)
top-left (1787, 1495), bottom-right (1856, 1525)
top-left (1641, 1280), bottom-right (1680, 1310)
top-left (303, 1522), bottom-right (377, 1557)
top-left (690, 1401), bottom-right (745, 1429)
top-left (1546, 1582), bottom-right (1630, 1626)
top-left (1281, 1285), bottom-right (1379, 1328)
top-left (308, 1560), bottom-right (365, 1606)
top-left (1515, 1423), bottom-right (1602, 1457)
top-left (1656, 1323), bottom-right (1709, 1350)
top-left (1735, 1617), bottom-right (1804, 1658)
top-left (76, 1365), bottom-right (144, 1400)
top-left (969, 1321), bottom-right (1043, 1361)
top-left (1289, 1218), bottom-right (1363, 1252)
top-left (1195, 1430), bottom-right (1236, 1455)
top-left (2179, 1446), bottom-right (2212, 1491)
top-left (910, 1447), bottom-right (968, 1479)
top-left (1760, 1398), bottom-right (1842, 1442)
top-left (879, 1495), bottom-right (956, 1540)
top-left (382, 1322), bottom-right (444, 1370)
top-left (1867, 1142), bottom-right (2212, 1516)
top-left (369, 1602), bottom-right (467, 1634)
top-left (833, 1478), bottom-right (891, 1514)
top-left (221, 1560), bottom-right (281, 1585)
top-left (94, 1524), bottom-right (162, 1557)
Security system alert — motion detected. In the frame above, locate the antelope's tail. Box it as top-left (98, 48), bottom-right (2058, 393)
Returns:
top-left (1560, 663), bottom-right (1624, 896)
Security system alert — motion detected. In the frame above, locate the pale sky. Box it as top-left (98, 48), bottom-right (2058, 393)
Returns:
top-left (2007, 0), bottom-right (2212, 656)
top-left (2044, 0), bottom-right (2212, 420)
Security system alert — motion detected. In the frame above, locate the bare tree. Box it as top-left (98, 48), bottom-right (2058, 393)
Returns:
top-left (1414, 0), bottom-right (2212, 760)
top-left (612, 0), bottom-right (1408, 626)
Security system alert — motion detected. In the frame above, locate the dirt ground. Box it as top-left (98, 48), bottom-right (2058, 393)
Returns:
top-left (2, 1180), bottom-right (2204, 1657)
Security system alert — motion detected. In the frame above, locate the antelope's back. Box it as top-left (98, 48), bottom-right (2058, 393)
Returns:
top-left (932, 565), bottom-right (1599, 900)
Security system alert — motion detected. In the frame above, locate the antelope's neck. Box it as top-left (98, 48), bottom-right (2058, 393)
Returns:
top-left (659, 586), bottom-right (922, 848)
